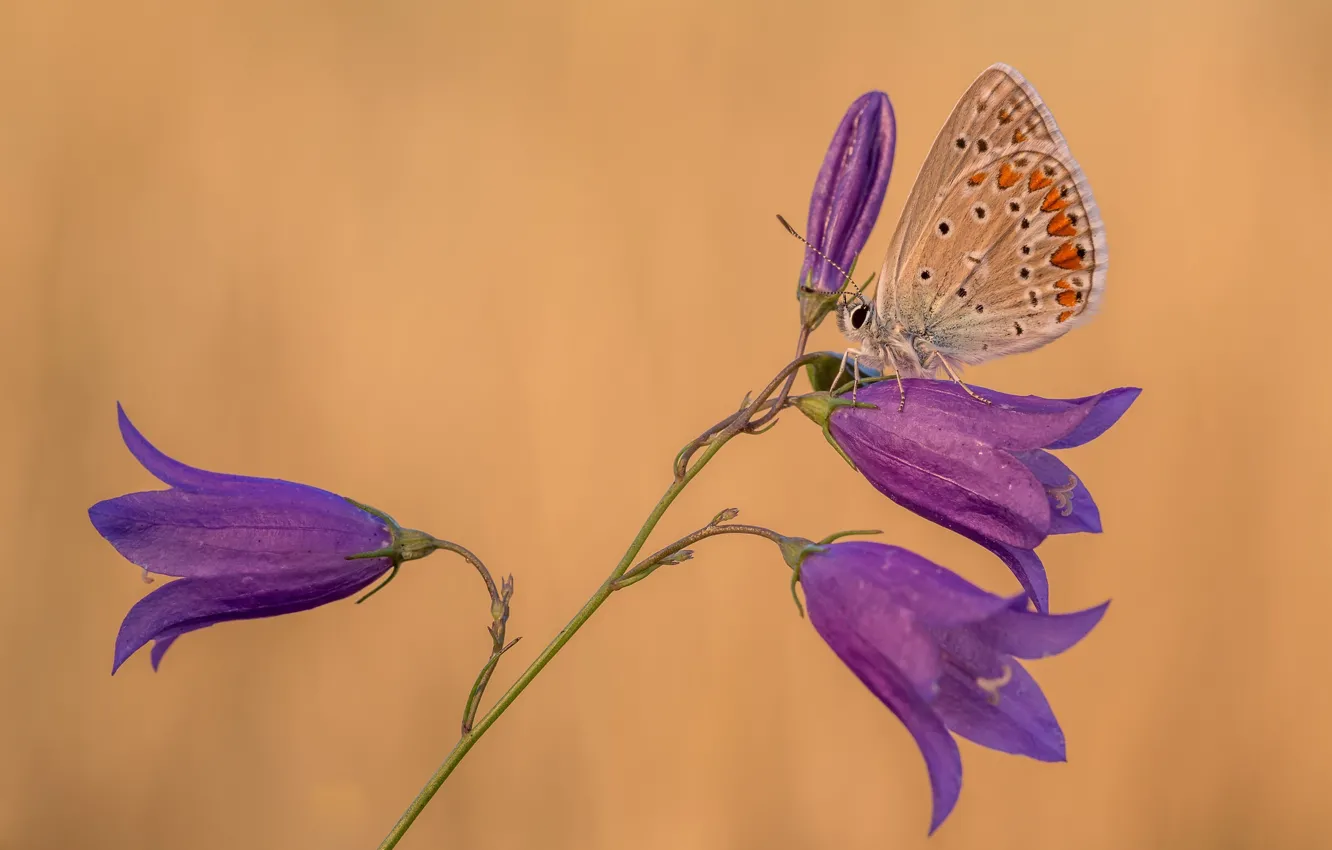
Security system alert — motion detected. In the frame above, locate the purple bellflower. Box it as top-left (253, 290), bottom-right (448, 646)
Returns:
top-left (795, 380), bottom-right (1140, 611)
top-left (793, 540), bottom-right (1108, 833)
top-left (797, 91), bottom-right (895, 329)
top-left (89, 405), bottom-right (441, 673)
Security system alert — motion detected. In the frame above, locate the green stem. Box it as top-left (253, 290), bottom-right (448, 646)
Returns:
top-left (671, 351), bottom-right (823, 480)
top-left (375, 437), bottom-right (731, 849)
top-left (376, 351), bottom-right (822, 848)
top-left (431, 539), bottom-right (502, 612)
top-left (448, 543), bottom-right (514, 735)
top-left (613, 522), bottom-right (786, 588)
top-left (459, 632), bottom-right (519, 734)
top-left (744, 324), bottom-right (810, 433)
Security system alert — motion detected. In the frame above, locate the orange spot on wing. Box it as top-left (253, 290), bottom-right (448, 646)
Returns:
top-left (1057, 310), bottom-right (1075, 323)
top-left (1013, 129), bottom-right (1028, 143)
top-left (1046, 211), bottom-right (1076, 236)
top-left (968, 171), bottom-right (989, 186)
top-left (998, 108), bottom-right (1013, 124)
top-left (997, 162), bottom-right (1021, 188)
top-left (1050, 242), bottom-right (1082, 270)
top-left (1054, 279), bottom-right (1073, 290)
top-left (1056, 291), bottom-right (1078, 307)
top-left (1041, 188), bottom-right (1069, 213)
top-left (1028, 170), bottom-right (1053, 191)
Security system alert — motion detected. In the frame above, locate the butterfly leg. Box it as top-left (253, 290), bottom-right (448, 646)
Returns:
top-left (830, 348), bottom-right (870, 402)
top-left (829, 348), bottom-right (853, 398)
top-left (877, 345), bottom-right (908, 412)
top-left (936, 354), bottom-right (991, 406)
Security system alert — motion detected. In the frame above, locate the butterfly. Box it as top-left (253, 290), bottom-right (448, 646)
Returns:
top-left (834, 63), bottom-right (1107, 407)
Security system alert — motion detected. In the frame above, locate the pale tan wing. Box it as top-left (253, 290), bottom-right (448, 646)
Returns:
top-left (877, 63), bottom-right (1107, 365)
top-left (875, 65), bottom-right (1041, 321)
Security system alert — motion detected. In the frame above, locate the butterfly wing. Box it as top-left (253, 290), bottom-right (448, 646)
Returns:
top-left (876, 63), bottom-right (1107, 365)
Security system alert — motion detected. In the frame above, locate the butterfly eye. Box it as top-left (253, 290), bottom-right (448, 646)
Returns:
top-left (849, 305), bottom-right (870, 330)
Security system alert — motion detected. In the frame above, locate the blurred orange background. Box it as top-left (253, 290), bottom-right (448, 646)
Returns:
top-left (2, 0), bottom-right (1329, 847)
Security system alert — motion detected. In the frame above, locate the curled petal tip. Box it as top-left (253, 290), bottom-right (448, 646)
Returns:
top-left (1046, 387), bottom-right (1142, 450)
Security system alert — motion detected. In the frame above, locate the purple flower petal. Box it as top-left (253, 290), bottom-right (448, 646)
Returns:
top-left (118, 403), bottom-right (266, 494)
top-left (803, 543), bottom-right (1012, 630)
top-left (811, 382), bottom-right (1136, 617)
top-left (797, 541), bottom-right (1107, 833)
top-left (832, 412), bottom-right (1051, 548)
top-left (970, 535), bottom-right (1049, 613)
top-left (149, 636), bottom-right (178, 671)
top-left (94, 406), bottom-right (423, 673)
top-left (802, 551), bottom-right (941, 694)
top-left (849, 381), bottom-right (1103, 454)
top-left (88, 489), bottom-right (391, 578)
top-left (821, 104), bottom-right (894, 270)
top-left (928, 624), bottom-right (1065, 760)
top-left (932, 657), bottom-right (1065, 762)
top-left (969, 601), bottom-right (1110, 660)
top-left (1045, 388), bottom-right (1141, 450)
top-left (802, 92), bottom-right (895, 294)
top-left (113, 402), bottom-right (389, 532)
top-left (113, 559), bottom-right (391, 673)
top-left (805, 597), bottom-right (962, 835)
top-left (1013, 450), bottom-right (1101, 535)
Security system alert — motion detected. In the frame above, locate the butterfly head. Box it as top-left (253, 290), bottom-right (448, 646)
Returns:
top-left (836, 292), bottom-right (876, 344)
top-left (834, 292), bottom-right (931, 377)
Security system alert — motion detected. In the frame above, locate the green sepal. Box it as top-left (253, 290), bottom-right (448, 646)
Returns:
top-left (354, 564), bottom-right (401, 604)
top-left (791, 394), bottom-right (878, 471)
top-left (796, 256), bottom-right (858, 331)
top-left (815, 529), bottom-right (882, 545)
top-left (797, 288), bottom-right (841, 333)
top-left (805, 352), bottom-right (851, 394)
top-left (775, 530), bottom-right (883, 617)
top-left (342, 497), bottom-right (447, 603)
top-left (774, 535), bottom-right (819, 618)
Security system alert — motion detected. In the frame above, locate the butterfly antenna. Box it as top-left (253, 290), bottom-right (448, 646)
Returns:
top-left (776, 214), bottom-right (860, 297)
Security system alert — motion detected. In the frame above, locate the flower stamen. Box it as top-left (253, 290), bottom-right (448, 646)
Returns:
top-left (1046, 474), bottom-right (1078, 516)
top-left (976, 664), bottom-right (1013, 706)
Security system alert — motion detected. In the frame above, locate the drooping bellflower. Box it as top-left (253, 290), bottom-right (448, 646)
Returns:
top-left (794, 540), bottom-right (1108, 833)
top-left (797, 91), bottom-right (896, 329)
top-left (89, 404), bottom-right (437, 673)
top-left (796, 380), bottom-right (1140, 611)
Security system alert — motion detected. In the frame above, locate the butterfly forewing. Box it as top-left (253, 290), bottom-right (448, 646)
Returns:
top-left (877, 63), bottom-right (1107, 366)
